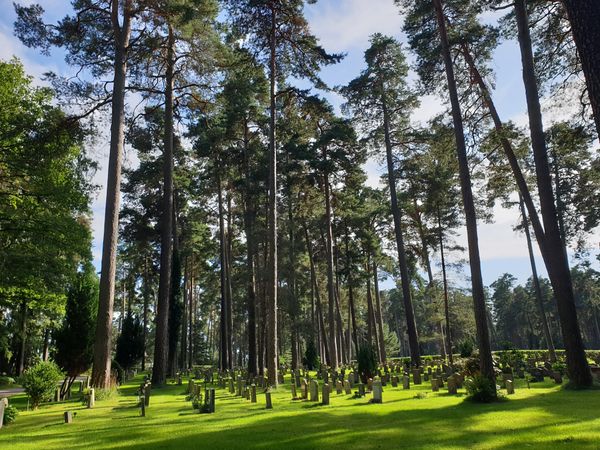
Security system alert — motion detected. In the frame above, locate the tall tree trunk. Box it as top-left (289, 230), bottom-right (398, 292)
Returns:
top-left (92, 0), bottom-right (132, 389)
top-left (188, 264), bottom-right (194, 369)
top-left (438, 210), bottom-right (453, 366)
top-left (561, 0), bottom-right (600, 137)
top-left (323, 170), bottom-right (339, 368)
top-left (217, 169), bottom-right (229, 372)
top-left (42, 328), bottom-right (50, 362)
top-left (365, 256), bottom-right (380, 359)
top-left (243, 127), bottom-right (258, 376)
top-left (432, 0), bottom-right (495, 390)
top-left (344, 227), bottom-right (359, 353)
top-left (515, 0), bottom-right (592, 387)
top-left (226, 192), bottom-right (234, 370)
top-left (17, 301), bottom-right (27, 376)
top-left (180, 257), bottom-right (188, 371)
top-left (141, 256), bottom-right (150, 372)
top-left (373, 260), bottom-right (387, 363)
top-left (519, 195), bottom-right (557, 362)
top-left (151, 23), bottom-right (175, 387)
top-left (288, 186), bottom-right (299, 370)
top-left (380, 87), bottom-right (421, 367)
top-left (266, 5), bottom-right (278, 387)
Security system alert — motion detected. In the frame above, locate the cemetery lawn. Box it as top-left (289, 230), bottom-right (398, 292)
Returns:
top-left (2, 375), bottom-right (599, 450)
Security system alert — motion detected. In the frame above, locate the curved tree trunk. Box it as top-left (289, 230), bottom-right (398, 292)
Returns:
top-left (432, 0), bottom-right (495, 392)
top-left (373, 260), bottom-right (387, 363)
top-left (323, 170), bottom-right (339, 368)
top-left (514, 0), bottom-right (591, 387)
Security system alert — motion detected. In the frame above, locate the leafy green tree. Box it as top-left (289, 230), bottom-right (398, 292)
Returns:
top-left (115, 312), bottom-right (145, 373)
top-left (54, 264), bottom-right (99, 396)
top-left (20, 360), bottom-right (63, 409)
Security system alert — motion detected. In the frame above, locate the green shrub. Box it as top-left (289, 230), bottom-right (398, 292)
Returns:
top-left (0, 376), bottom-right (16, 386)
top-left (95, 387), bottom-right (118, 401)
top-left (19, 360), bottom-right (63, 409)
top-left (3, 404), bottom-right (18, 425)
top-left (357, 344), bottom-right (378, 384)
top-left (465, 375), bottom-right (497, 403)
top-left (458, 340), bottom-right (474, 358)
top-left (552, 361), bottom-right (567, 376)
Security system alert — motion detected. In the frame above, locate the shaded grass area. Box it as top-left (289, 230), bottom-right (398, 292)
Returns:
top-left (2, 374), bottom-right (599, 449)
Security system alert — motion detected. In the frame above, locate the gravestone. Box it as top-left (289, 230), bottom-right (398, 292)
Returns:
top-left (501, 373), bottom-right (513, 389)
top-left (301, 379), bottom-right (309, 400)
top-left (506, 379), bottom-right (515, 395)
top-left (391, 376), bottom-right (398, 388)
top-left (412, 369), bottom-right (422, 385)
top-left (205, 388), bottom-right (215, 413)
top-left (144, 384), bottom-right (151, 407)
top-left (87, 388), bottom-right (95, 408)
top-left (322, 383), bottom-right (330, 405)
top-left (55, 388), bottom-right (61, 403)
top-left (236, 378), bottom-right (242, 396)
top-left (336, 380), bottom-right (343, 394)
top-left (447, 375), bottom-right (457, 394)
top-left (251, 384), bottom-right (257, 403)
top-left (344, 380), bottom-right (352, 394)
top-left (188, 379), bottom-right (195, 395)
top-left (291, 383), bottom-right (298, 399)
top-left (358, 383), bottom-right (365, 397)
top-left (553, 372), bottom-right (563, 384)
top-left (0, 398), bottom-right (7, 429)
top-left (310, 380), bottom-right (319, 402)
top-left (265, 392), bottom-right (273, 409)
top-left (403, 376), bottom-right (410, 390)
top-left (372, 380), bottom-right (383, 404)
top-left (423, 373), bottom-right (429, 382)
top-left (431, 378), bottom-right (439, 392)
top-left (367, 378), bottom-right (373, 392)
top-left (64, 411), bottom-right (73, 424)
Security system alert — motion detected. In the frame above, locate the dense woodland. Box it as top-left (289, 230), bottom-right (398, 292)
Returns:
top-left (1, 0), bottom-right (600, 403)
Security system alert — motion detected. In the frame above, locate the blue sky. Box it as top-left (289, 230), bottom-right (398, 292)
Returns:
top-left (1, 0), bottom-right (598, 290)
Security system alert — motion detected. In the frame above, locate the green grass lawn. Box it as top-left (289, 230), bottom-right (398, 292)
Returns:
top-left (2, 374), bottom-right (599, 449)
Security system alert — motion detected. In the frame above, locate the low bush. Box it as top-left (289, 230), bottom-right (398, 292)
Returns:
top-left (458, 340), bottom-right (474, 358)
top-left (357, 344), bottom-right (378, 384)
top-left (19, 361), bottom-right (63, 409)
top-left (465, 374), bottom-right (497, 403)
top-left (3, 404), bottom-right (18, 425)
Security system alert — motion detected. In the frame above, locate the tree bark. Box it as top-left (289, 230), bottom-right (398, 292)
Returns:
top-left (437, 210), bottom-right (453, 366)
top-left (519, 195), bottom-right (557, 362)
top-left (151, 22), bottom-right (175, 386)
top-left (323, 170), bottom-right (339, 368)
top-left (561, 0), bottom-right (600, 137)
top-left (373, 260), bottom-right (387, 363)
top-left (433, 0), bottom-right (495, 390)
top-left (381, 87), bottom-right (421, 367)
top-left (515, 0), bottom-right (592, 387)
top-left (217, 169), bottom-right (229, 372)
top-left (266, 4), bottom-right (278, 387)
top-left (92, 0), bottom-right (132, 389)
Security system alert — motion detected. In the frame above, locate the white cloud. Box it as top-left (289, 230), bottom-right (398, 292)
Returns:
top-left (305, 0), bottom-right (404, 53)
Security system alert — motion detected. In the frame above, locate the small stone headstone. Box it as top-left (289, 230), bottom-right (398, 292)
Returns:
top-left (506, 380), bottom-right (515, 395)
top-left (367, 378), bottom-right (373, 392)
top-left (412, 369), bottom-right (422, 385)
top-left (301, 379), bottom-right (309, 400)
top-left (431, 378), bottom-right (439, 392)
top-left (447, 375), bottom-right (457, 395)
top-left (87, 388), bottom-right (95, 408)
top-left (64, 411), bottom-right (73, 424)
top-left (144, 384), bottom-right (151, 407)
top-left (403, 376), bottom-right (410, 390)
top-left (344, 380), bottom-right (351, 394)
top-left (322, 383), bottom-right (330, 405)
top-left (336, 380), bottom-right (343, 394)
top-left (291, 383), bottom-right (298, 399)
top-left (553, 372), bottom-right (563, 384)
top-left (265, 392), bottom-right (273, 409)
top-left (0, 398), bottom-right (7, 429)
top-left (310, 380), bottom-right (319, 402)
top-left (358, 383), bottom-right (365, 397)
top-left (372, 380), bottom-right (383, 404)
top-left (251, 384), bottom-right (257, 403)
